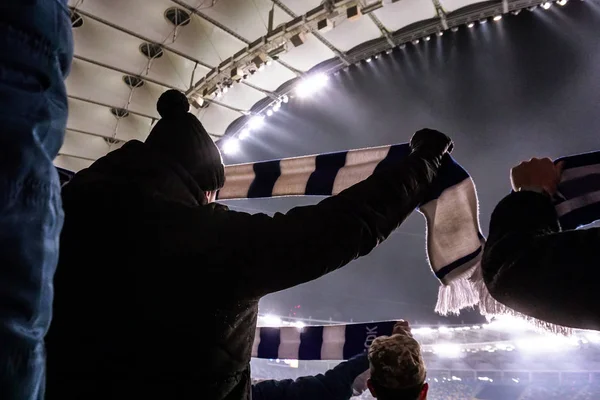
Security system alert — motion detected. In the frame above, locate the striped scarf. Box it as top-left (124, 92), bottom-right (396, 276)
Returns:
top-left (218, 143), bottom-right (485, 315)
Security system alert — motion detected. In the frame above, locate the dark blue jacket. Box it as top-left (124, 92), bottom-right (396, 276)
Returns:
top-left (252, 353), bottom-right (369, 400)
top-left (0, 1), bottom-right (72, 399)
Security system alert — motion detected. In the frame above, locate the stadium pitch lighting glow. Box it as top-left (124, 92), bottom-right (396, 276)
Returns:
top-left (295, 73), bottom-right (329, 98)
top-left (433, 343), bottom-right (462, 358)
top-left (248, 115), bottom-right (265, 130)
top-left (239, 128), bottom-right (250, 140)
top-left (222, 138), bottom-right (240, 155)
top-left (260, 314), bottom-right (283, 326)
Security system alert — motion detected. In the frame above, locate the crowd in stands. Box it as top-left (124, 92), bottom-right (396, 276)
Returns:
top-left (348, 381), bottom-right (600, 400)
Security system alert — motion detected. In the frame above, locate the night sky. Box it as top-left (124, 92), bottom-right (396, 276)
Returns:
top-left (221, 0), bottom-right (600, 325)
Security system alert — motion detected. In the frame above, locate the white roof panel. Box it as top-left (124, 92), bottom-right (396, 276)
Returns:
top-left (197, 104), bottom-right (243, 137)
top-left (440, 0), bottom-right (489, 13)
top-left (243, 62), bottom-right (297, 92)
top-left (55, 155), bottom-right (94, 171)
top-left (61, 130), bottom-right (111, 160)
top-left (320, 17), bottom-right (382, 52)
top-left (218, 83), bottom-right (267, 110)
top-left (374, 0), bottom-right (438, 32)
top-left (278, 33), bottom-right (336, 72)
top-left (278, 0), bottom-right (324, 15)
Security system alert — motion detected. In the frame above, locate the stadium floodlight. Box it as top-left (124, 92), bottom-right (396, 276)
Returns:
top-left (438, 326), bottom-right (450, 333)
top-left (248, 115), bottom-right (265, 130)
top-left (412, 327), bottom-right (435, 335)
top-left (557, 0), bottom-right (568, 5)
top-left (584, 331), bottom-right (600, 344)
top-left (516, 335), bottom-right (580, 353)
top-left (222, 138), bottom-right (240, 155)
top-left (493, 15), bottom-right (503, 21)
top-left (486, 315), bottom-right (531, 331)
top-left (261, 314), bottom-right (283, 326)
top-left (273, 102), bottom-right (281, 112)
top-left (541, 1), bottom-right (552, 9)
top-left (239, 128), bottom-right (250, 140)
top-left (295, 73), bottom-right (329, 98)
top-left (433, 343), bottom-right (462, 358)
top-left (293, 321), bottom-right (305, 329)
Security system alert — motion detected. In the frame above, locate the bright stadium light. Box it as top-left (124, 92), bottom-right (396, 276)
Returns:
top-left (295, 73), bottom-right (329, 98)
top-left (433, 344), bottom-right (462, 358)
top-left (493, 15), bottom-right (503, 21)
top-left (222, 138), bottom-right (240, 155)
top-left (516, 336), bottom-right (580, 353)
top-left (248, 115), bottom-right (265, 130)
top-left (467, 22), bottom-right (475, 28)
top-left (273, 102), bottom-right (281, 112)
top-left (557, 0), bottom-right (568, 5)
top-left (261, 314), bottom-right (283, 326)
top-left (266, 109), bottom-right (273, 117)
top-left (293, 321), bottom-right (305, 329)
top-left (541, 1), bottom-right (552, 9)
top-left (584, 331), bottom-right (600, 344)
top-left (412, 327), bottom-right (435, 335)
top-left (486, 315), bottom-right (532, 331)
top-left (239, 128), bottom-right (250, 140)
top-left (438, 326), bottom-right (450, 333)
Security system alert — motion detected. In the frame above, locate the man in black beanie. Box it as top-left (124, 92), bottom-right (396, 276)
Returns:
top-left (46, 89), bottom-right (453, 400)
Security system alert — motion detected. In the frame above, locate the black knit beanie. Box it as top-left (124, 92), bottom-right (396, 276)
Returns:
top-left (145, 90), bottom-right (225, 192)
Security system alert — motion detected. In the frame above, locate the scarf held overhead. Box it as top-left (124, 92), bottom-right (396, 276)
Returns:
top-left (218, 143), bottom-right (486, 315)
top-left (57, 146), bottom-right (600, 340)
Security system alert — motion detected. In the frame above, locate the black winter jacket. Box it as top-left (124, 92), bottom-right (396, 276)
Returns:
top-left (45, 140), bottom-right (446, 399)
top-left (252, 353), bottom-right (369, 400)
top-left (482, 191), bottom-right (600, 330)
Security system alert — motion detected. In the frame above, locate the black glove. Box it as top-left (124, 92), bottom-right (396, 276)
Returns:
top-left (409, 128), bottom-right (453, 157)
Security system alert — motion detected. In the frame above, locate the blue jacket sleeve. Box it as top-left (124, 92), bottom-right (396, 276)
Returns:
top-left (251, 353), bottom-right (369, 400)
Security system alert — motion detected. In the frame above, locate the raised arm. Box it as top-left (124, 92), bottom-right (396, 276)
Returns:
top-left (251, 353), bottom-right (369, 400)
top-left (482, 158), bottom-right (600, 330)
top-left (210, 129), bottom-right (453, 298)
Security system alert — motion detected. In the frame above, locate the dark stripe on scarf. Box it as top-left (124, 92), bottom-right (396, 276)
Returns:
top-left (305, 151), bottom-right (348, 195)
top-left (557, 174), bottom-right (600, 200)
top-left (421, 156), bottom-right (471, 203)
top-left (435, 245), bottom-right (483, 280)
top-left (559, 202), bottom-right (600, 230)
top-left (342, 321), bottom-right (396, 359)
top-left (248, 160), bottom-right (281, 198)
top-left (373, 143), bottom-right (411, 173)
top-left (298, 326), bottom-right (324, 360)
top-left (257, 328), bottom-right (281, 360)
top-left (556, 151), bottom-right (600, 169)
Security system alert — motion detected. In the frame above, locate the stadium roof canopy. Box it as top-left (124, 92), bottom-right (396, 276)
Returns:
top-left (58, 0), bottom-right (556, 172)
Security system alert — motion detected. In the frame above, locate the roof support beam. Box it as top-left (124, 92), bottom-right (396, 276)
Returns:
top-left (68, 95), bottom-right (157, 120)
top-left (71, 57), bottom-right (247, 115)
top-left (73, 55), bottom-right (179, 90)
top-left (72, 8), bottom-right (214, 70)
top-left (170, 0), bottom-right (252, 45)
top-left (271, 0), bottom-right (351, 67)
top-left (58, 153), bottom-right (97, 162)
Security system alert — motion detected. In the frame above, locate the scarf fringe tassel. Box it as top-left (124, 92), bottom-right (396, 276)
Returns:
top-left (435, 262), bottom-right (573, 336)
